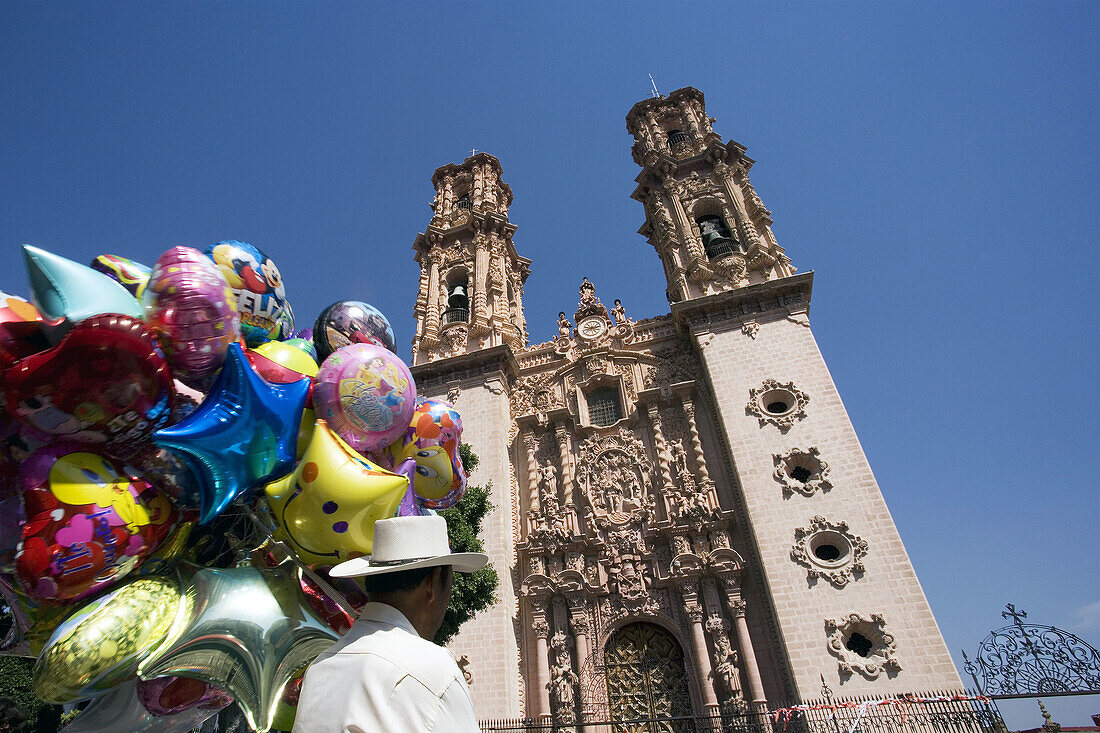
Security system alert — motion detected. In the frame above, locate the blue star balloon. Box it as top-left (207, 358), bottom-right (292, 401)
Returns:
top-left (154, 343), bottom-right (310, 524)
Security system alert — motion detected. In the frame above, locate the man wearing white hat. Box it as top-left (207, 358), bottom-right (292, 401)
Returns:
top-left (292, 515), bottom-right (488, 733)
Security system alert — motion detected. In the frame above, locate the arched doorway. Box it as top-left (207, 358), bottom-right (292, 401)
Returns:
top-left (605, 622), bottom-right (695, 732)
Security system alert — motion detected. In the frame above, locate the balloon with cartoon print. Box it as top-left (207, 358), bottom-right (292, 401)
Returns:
top-left (205, 240), bottom-right (289, 346)
top-left (90, 254), bottom-right (152, 299)
top-left (13, 444), bottom-right (178, 602)
top-left (387, 398), bottom-right (466, 508)
top-left (3, 314), bottom-right (175, 447)
top-left (313, 301), bottom-right (396, 359)
top-left (313, 344), bottom-right (416, 454)
top-left (264, 420), bottom-right (407, 565)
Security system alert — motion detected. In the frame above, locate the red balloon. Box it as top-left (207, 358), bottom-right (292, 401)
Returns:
top-left (3, 314), bottom-right (174, 445)
top-left (299, 568), bottom-right (367, 635)
top-left (14, 444), bottom-right (178, 602)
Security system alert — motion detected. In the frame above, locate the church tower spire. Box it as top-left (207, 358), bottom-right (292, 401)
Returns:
top-left (411, 152), bottom-right (531, 365)
top-left (627, 87), bottom-right (794, 303)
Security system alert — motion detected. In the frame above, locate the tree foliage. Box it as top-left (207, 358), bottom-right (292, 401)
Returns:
top-left (433, 444), bottom-right (499, 645)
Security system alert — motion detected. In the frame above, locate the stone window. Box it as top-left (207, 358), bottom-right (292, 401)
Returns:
top-left (454, 193), bottom-right (471, 210)
top-left (773, 446), bottom-right (832, 497)
top-left (586, 386), bottom-right (623, 427)
top-left (666, 129), bottom-right (687, 148)
top-left (444, 276), bottom-right (469, 325)
top-left (825, 613), bottom-right (901, 679)
top-left (747, 379), bottom-right (810, 431)
top-left (695, 215), bottom-right (738, 259)
top-left (791, 516), bottom-right (867, 587)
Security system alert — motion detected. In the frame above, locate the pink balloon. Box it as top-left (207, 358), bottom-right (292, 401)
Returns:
top-left (313, 344), bottom-right (416, 453)
top-left (143, 247), bottom-right (240, 384)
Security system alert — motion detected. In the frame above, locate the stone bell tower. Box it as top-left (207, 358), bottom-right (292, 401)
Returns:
top-left (627, 87), bottom-right (794, 303)
top-left (411, 152), bottom-right (531, 365)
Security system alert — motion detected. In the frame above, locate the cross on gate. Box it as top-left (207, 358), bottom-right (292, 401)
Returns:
top-left (1002, 603), bottom-right (1028, 626)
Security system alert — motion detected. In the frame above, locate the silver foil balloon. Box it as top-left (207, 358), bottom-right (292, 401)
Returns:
top-left (61, 679), bottom-right (220, 733)
top-left (138, 561), bottom-right (338, 732)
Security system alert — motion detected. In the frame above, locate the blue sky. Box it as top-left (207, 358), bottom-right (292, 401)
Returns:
top-left (2, 1), bottom-right (1098, 726)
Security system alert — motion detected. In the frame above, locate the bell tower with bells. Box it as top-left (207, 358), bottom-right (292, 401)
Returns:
top-left (411, 152), bottom-right (532, 366)
top-left (626, 87), bottom-right (795, 302)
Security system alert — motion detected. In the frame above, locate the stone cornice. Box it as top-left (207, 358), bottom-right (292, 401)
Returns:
top-left (629, 140), bottom-right (750, 201)
top-left (670, 272), bottom-right (814, 329)
top-left (410, 343), bottom-right (519, 389)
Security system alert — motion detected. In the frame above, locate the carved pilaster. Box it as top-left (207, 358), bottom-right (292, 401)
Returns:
top-left (524, 432), bottom-right (540, 516)
top-left (647, 404), bottom-right (674, 493)
top-left (555, 424), bottom-right (577, 533)
top-left (473, 236), bottom-right (490, 329)
top-left (424, 251), bottom-right (442, 341)
top-left (682, 399), bottom-right (713, 490)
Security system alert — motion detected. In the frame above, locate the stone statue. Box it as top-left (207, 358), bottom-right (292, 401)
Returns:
top-left (670, 441), bottom-right (689, 478)
top-left (611, 298), bottom-right (627, 325)
top-left (557, 312), bottom-right (572, 337)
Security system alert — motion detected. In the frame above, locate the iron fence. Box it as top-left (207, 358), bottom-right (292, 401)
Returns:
top-left (480, 690), bottom-right (1006, 733)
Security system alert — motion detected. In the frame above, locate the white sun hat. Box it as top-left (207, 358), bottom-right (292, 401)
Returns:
top-left (329, 515), bottom-right (488, 578)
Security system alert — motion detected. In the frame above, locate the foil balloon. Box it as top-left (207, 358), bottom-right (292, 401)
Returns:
top-left (283, 336), bottom-right (318, 361)
top-left (33, 576), bottom-right (181, 702)
top-left (314, 300), bottom-right (397, 359)
top-left (205, 240), bottom-right (288, 346)
top-left (276, 299), bottom-right (296, 341)
top-left (137, 562), bottom-right (338, 733)
top-left (0, 290), bottom-right (49, 369)
top-left (154, 344), bottom-right (310, 524)
top-left (136, 675), bottom-right (232, 716)
top-left (22, 244), bottom-right (144, 344)
top-left (0, 574), bottom-right (71, 657)
top-left (387, 398), bottom-right (466, 508)
top-left (60, 679), bottom-right (222, 733)
top-left (90, 254), bottom-right (152, 299)
top-left (247, 339), bottom-right (319, 384)
top-left (143, 246), bottom-right (240, 385)
top-left (3, 314), bottom-right (174, 446)
top-left (264, 420), bottom-right (408, 565)
top-left (313, 343), bottom-right (416, 454)
top-left (14, 445), bottom-right (178, 602)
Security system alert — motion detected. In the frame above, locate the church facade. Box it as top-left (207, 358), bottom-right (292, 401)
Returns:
top-left (407, 87), bottom-right (962, 724)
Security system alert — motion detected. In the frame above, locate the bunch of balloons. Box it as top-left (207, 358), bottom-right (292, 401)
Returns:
top-left (0, 241), bottom-right (467, 732)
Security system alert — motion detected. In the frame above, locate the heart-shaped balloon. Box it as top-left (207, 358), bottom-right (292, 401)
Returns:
top-left (143, 246), bottom-right (240, 385)
top-left (14, 444), bottom-right (179, 602)
top-left (3, 314), bottom-right (174, 446)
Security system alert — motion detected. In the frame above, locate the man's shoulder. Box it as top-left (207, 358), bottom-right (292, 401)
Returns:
top-left (336, 624), bottom-right (463, 697)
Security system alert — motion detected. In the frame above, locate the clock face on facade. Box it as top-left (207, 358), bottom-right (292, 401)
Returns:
top-left (578, 317), bottom-right (608, 340)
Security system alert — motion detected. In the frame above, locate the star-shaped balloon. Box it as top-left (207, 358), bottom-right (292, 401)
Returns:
top-left (154, 344), bottom-right (309, 524)
top-left (138, 562), bottom-right (338, 733)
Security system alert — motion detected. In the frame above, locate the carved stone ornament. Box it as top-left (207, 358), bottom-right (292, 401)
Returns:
top-left (825, 613), bottom-right (902, 679)
top-left (575, 428), bottom-right (654, 525)
top-left (511, 373), bottom-right (559, 419)
top-left (790, 515), bottom-right (867, 587)
top-left (773, 446), bottom-right (832, 497)
top-left (436, 325), bottom-right (468, 358)
top-left (741, 321), bottom-right (760, 339)
top-left (746, 379), bottom-right (810, 430)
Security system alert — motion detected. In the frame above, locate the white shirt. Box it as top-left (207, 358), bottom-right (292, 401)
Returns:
top-left (292, 602), bottom-right (479, 733)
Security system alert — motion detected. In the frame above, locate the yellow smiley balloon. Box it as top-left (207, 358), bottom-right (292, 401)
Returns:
top-left (265, 420), bottom-right (407, 566)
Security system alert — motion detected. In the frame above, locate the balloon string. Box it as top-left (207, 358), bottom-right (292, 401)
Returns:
top-left (238, 501), bottom-right (358, 619)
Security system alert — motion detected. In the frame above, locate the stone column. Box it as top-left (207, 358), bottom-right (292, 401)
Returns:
top-left (569, 603), bottom-right (591, 732)
top-left (663, 181), bottom-right (703, 261)
top-left (681, 399), bottom-right (713, 490)
top-left (729, 599), bottom-right (767, 710)
top-left (681, 587), bottom-right (720, 716)
top-left (555, 424), bottom-right (577, 533)
top-left (424, 252), bottom-right (442, 342)
top-left (523, 432), bottom-right (540, 516)
top-left (718, 167), bottom-right (763, 252)
top-left (473, 235), bottom-right (490, 329)
top-left (647, 404), bottom-right (674, 493)
top-left (531, 605), bottom-right (552, 722)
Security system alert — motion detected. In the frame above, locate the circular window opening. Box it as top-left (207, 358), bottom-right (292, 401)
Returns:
top-left (807, 530), bottom-right (851, 567)
top-left (759, 388), bottom-right (796, 416)
top-left (845, 631), bottom-right (874, 658)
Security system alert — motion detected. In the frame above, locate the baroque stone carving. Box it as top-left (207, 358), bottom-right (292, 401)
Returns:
top-left (575, 428), bottom-right (654, 523)
top-left (436, 325), bottom-right (468, 358)
top-left (548, 632), bottom-right (578, 722)
top-left (825, 613), bottom-right (901, 679)
top-left (746, 379), bottom-right (810, 431)
top-left (741, 321), bottom-right (760, 339)
top-left (790, 516), bottom-right (867, 587)
top-left (773, 446), bottom-right (832, 497)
